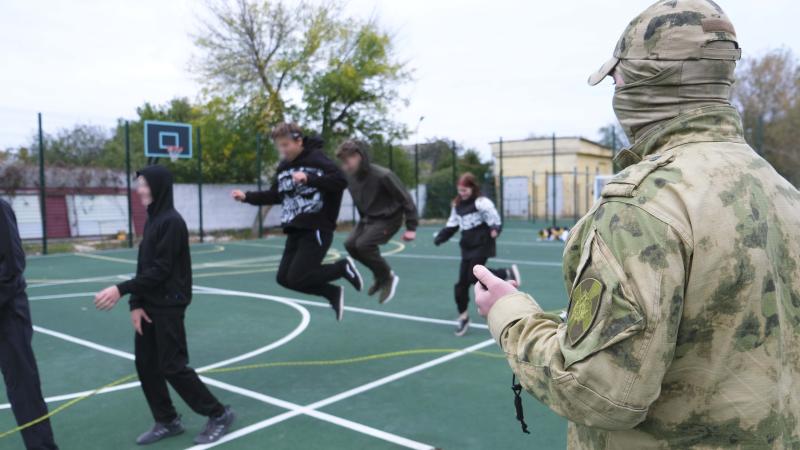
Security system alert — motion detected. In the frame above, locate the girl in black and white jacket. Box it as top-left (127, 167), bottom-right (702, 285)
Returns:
top-left (434, 173), bottom-right (520, 336)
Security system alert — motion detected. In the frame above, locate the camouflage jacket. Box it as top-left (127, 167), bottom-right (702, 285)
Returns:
top-left (488, 105), bottom-right (800, 449)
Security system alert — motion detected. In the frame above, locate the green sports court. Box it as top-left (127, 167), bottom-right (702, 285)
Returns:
top-left (0, 223), bottom-right (570, 450)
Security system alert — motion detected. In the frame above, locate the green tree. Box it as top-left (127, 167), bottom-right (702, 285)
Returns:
top-left (302, 20), bottom-right (410, 151)
top-left (31, 124), bottom-right (112, 167)
top-left (192, 0), bottom-right (340, 128)
top-left (597, 123), bottom-right (628, 152)
top-left (733, 48), bottom-right (800, 185)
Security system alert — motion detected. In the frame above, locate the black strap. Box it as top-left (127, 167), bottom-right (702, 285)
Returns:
top-left (511, 374), bottom-right (530, 434)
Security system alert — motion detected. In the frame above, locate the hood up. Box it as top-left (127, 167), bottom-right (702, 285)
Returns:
top-left (137, 165), bottom-right (175, 216)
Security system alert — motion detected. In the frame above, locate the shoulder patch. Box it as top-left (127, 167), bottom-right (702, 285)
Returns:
top-left (567, 278), bottom-right (604, 346)
top-left (602, 152), bottom-right (675, 198)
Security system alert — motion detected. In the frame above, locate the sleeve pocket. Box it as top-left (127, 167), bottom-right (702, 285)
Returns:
top-left (560, 229), bottom-right (646, 369)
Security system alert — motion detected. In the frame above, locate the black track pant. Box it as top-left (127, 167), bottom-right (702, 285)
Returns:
top-left (276, 229), bottom-right (345, 302)
top-left (454, 257), bottom-right (509, 314)
top-left (344, 216), bottom-right (402, 284)
top-left (0, 294), bottom-right (58, 450)
top-left (135, 314), bottom-right (224, 423)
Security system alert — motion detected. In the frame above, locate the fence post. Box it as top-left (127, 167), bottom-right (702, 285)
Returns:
top-left (197, 126), bottom-right (204, 243)
top-left (498, 137), bottom-right (504, 222)
top-left (37, 113), bottom-right (47, 254)
top-left (414, 143), bottom-right (419, 210)
top-left (585, 166), bottom-right (590, 215)
top-left (573, 166), bottom-right (579, 223)
top-left (544, 170), bottom-right (549, 226)
top-left (451, 140), bottom-right (457, 194)
top-left (551, 133), bottom-right (557, 228)
top-left (532, 170), bottom-right (537, 222)
top-left (256, 133), bottom-right (263, 238)
top-left (125, 121), bottom-right (133, 248)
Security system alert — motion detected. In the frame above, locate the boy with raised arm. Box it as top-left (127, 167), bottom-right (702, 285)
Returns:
top-left (232, 123), bottom-right (363, 320)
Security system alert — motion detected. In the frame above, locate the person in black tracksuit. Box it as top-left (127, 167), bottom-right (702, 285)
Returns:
top-left (93, 165), bottom-right (234, 446)
top-left (0, 199), bottom-right (58, 450)
top-left (232, 124), bottom-right (362, 321)
top-left (434, 173), bottom-right (520, 336)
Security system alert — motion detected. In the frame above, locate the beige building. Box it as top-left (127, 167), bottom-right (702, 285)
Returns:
top-left (489, 136), bottom-right (614, 220)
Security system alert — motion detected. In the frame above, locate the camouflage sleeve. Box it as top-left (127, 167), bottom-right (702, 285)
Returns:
top-left (487, 202), bottom-right (689, 430)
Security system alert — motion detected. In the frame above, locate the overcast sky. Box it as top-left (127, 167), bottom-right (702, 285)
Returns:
top-left (1, 0), bottom-right (797, 158)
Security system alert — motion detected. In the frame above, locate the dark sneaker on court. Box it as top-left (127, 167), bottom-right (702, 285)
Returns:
top-left (325, 286), bottom-right (345, 322)
top-left (136, 416), bottom-right (184, 445)
top-left (455, 317), bottom-right (470, 337)
top-left (194, 406), bottom-right (236, 445)
top-left (343, 257), bottom-right (364, 292)
top-left (368, 281), bottom-right (381, 297)
top-left (378, 273), bottom-right (400, 305)
top-left (508, 264), bottom-right (522, 286)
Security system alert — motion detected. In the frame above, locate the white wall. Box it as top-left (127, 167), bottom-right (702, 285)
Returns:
top-left (1, 195), bottom-right (42, 239)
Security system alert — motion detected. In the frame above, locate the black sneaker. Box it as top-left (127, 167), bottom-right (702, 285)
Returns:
top-left (194, 406), bottom-right (236, 445)
top-left (455, 317), bottom-right (470, 337)
top-left (367, 282), bottom-right (381, 297)
top-left (325, 286), bottom-right (345, 322)
top-left (136, 416), bottom-right (184, 445)
top-left (378, 273), bottom-right (399, 305)
top-left (508, 264), bottom-right (522, 286)
top-left (343, 257), bottom-right (364, 292)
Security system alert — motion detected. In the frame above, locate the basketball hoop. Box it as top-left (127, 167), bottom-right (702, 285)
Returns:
top-left (166, 145), bottom-right (184, 163)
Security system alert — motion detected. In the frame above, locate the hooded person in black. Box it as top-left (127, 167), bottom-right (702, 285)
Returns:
top-left (232, 124), bottom-right (363, 320)
top-left (94, 165), bottom-right (235, 446)
top-left (335, 139), bottom-right (418, 304)
top-left (0, 199), bottom-right (59, 450)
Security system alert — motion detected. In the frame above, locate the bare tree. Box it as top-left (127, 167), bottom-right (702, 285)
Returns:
top-left (191, 0), bottom-right (339, 126)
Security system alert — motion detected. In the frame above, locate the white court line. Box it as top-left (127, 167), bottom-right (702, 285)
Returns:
top-left (193, 286), bottom-right (490, 331)
top-left (10, 323), bottom-right (442, 449)
top-left (28, 288), bottom-right (489, 331)
top-left (387, 253), bottom-right (562, 267)
top-left (188, 339), bottom-right (495, 450)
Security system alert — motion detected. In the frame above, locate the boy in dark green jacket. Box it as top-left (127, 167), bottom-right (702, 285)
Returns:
top-left (336, 139), bottom-right (418, 304)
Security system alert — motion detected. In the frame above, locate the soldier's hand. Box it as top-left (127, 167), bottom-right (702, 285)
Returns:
top-left (94, 286), bottom-right (122, 311)
top-left (474, 265), bottom-right (518, 317)
top-left (131, 308), bottom-right (152, 336)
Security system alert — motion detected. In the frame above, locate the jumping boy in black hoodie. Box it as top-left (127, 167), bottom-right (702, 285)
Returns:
top-left (0, 198), bottom-right (59, 450)
top-left (231, 123), bottom-right (362, 321)
top-left (94, 165), bottom-right (234, 446)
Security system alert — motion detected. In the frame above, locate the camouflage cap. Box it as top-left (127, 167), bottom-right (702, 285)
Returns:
top-left (588, 0), bottom-right (741, 86)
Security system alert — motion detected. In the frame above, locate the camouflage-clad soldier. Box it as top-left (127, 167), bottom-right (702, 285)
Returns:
top-left (473, 0), bottom-right (800, 448)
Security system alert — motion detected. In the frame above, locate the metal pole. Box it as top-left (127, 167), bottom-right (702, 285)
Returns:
top-left (451, 140), bottom-right (457, 194)
top-left (125, 121), bottom-right (133, 248)
top-left (573, 166), bottom-right (578, 224)
top-left (532, 171), bottom-right (537, 222)
top-left (256, 133), bottom-right (263, 238)
top-left (37, 113), bottom-right (47, 254)
top-left (551, 133), bottom-right (557, 228)
top-left (414, 143), bottom-right (419, 209)
top-left (585, 166), bottom-right (590, 214)
top-left (498, 137), bottom-right (504, 222)
top-left (197, 126), bottom-right (204, 243)
top-left (544, 170), bottom-right (549, 225)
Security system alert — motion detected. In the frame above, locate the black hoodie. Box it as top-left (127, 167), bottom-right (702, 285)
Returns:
top-left (0, 199), bottom-right (27, 309)
top-left (117, 165), bottom-right (192, 314)
top-left (345, 144), bottom-right (418, 230)
top-left (244, 136), bottom-right (347, 232)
